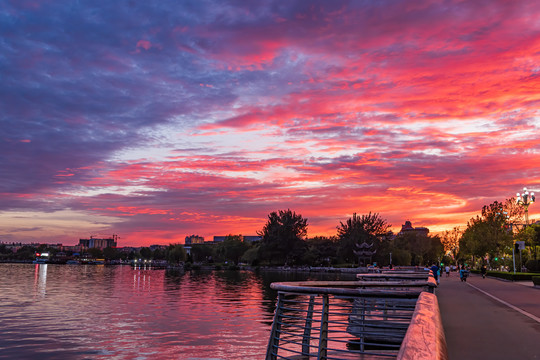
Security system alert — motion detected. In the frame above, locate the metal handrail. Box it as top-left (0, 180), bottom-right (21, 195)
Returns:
top-left (266, 292), bottom-right (419, 359)
top-left (357, 273), bottom-right (431, 281)
top-left (266, 277), bottom-right (446, 360)
top-left (271, 279), bottom-right (437, 294)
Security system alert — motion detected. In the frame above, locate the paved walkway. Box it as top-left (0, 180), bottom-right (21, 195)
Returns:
top-left (436, 273), bottom-right (540, 360)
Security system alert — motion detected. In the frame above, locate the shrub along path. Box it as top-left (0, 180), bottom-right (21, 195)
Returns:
top-left (436, 272), bottom-right (540, 360)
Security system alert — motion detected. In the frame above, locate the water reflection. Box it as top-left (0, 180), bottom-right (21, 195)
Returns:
top-left (0, 264), bottom-right (353, 359)
top-left (33, 263), bottom-right (47, 298)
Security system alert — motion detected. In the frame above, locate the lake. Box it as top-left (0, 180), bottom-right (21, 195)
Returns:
top-left (0, 263), bottom-right (354, 359)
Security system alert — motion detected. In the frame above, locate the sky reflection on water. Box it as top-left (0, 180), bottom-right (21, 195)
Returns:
top-left (0, 264), bottom-right (350, 359)
top-left (1, 264), bottom-right (272, 359)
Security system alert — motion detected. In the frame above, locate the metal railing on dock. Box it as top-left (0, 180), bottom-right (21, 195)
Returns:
top-left (356, 273), bottom-right (431, 282)
top-left (266, 277), bottom-right (446, 360)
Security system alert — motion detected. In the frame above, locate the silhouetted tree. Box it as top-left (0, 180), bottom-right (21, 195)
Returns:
top-left (336, 212), bottom-right (390, 264)
top-left (258, 209), bottom-right (308, 265)
top-left (103, 247), bottom-right (120, 260)
top-left (88, 247), bottom-right (103, 259)
top-left (153, 247), bottom-right (167, 260)
top-left (216, 234), bottom-right (251, 264)
top-left (0, 244), bottom-right (10, 254)
top-left (394, 232), bottom-right (444, 266)
top-left (15, 245), bottom-right (36, 261)
top-left (139, 247), bottom-right (152, 259)
top-left (303, 236), bottom-right (338, 266)
top-left (190, 243), bottom-right (214, 263)
top-left (241, 245), bottom-right (260, 266)
top-left (167, 243), bottom-right (186, 264)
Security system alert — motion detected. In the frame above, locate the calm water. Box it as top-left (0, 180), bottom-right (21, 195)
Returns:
top-left (0, 264), bottom-right (353, 359)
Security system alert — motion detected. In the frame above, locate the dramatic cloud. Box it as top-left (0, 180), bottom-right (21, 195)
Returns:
top-left (1, 0), bottom-right (540, 245)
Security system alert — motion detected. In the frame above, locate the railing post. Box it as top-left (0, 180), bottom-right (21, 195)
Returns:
top-left (360, 298), bottom-right (366, 352)
top-left (265, 292), bottom-right (284, 360)
top-left (317, 294), bottom-right (329, 360)
top-left (302, 295), bottom-right (315, 357)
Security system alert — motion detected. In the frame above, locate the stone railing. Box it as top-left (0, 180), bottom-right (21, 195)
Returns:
top-left (397, 291), bottom-right (448, 360)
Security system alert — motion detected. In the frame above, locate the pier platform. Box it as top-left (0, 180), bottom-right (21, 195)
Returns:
top-left (435, 272), bottom-right (540, 360)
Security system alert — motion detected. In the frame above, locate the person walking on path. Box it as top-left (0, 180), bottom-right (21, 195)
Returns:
top-left (445, 265), bottom-right (450, 277)
top-left (431, 263), bottom-right (440, 284)
top-left (459, 265), bottom-right (469, 282)
top-left (480, 264), bottom-right (487, 279)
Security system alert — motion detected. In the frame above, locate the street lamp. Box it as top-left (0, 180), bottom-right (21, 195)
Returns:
top-left (516, 187), bottom-right (535, 226)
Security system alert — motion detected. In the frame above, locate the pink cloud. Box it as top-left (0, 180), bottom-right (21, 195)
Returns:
top-left (136, 40), bottom-right (153, 50)
top-left (4, 1), bottom-right (540, 246)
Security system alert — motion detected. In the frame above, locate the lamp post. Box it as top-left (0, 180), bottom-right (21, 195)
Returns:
top-left (516, 187), bottom-right (535, 226)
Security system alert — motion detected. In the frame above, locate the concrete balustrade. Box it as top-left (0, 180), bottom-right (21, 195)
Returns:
top-left (397, 292), bottom-right (448, 360)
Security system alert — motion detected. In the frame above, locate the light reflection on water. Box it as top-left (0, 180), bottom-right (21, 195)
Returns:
top-left (0, 264), bottom-right (353, 359)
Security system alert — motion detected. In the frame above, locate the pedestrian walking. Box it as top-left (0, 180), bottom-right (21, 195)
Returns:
top-left (431, 263), bottom-right (440, 284)
top-left (481, 264), bottom-right (487, 279)
top-left (445, 265), bottom-right (450, 277)
top-left (459, 265), bottom-right (469, 282)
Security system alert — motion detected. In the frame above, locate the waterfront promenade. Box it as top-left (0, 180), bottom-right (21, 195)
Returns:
top-left (436, 272), bottom-right (540, 360)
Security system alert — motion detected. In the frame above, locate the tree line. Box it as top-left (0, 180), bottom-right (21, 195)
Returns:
top-left (452, 198), bottom-right (540, 272)
top-left (0, 210), bottom-right (444, 268)
top-left (4, 198), bottom-right (538, 272)
top-left (190, 209), bottom-right (444, 268)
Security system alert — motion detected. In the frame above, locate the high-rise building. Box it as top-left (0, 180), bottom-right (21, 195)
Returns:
top-left (79, 234), bottom-right (118, 249)
top-left (185, 235), bottom-right (205, 245)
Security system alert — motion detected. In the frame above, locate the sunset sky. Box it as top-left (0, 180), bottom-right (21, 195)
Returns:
top-left (1, 0), bottom-right (540, 246)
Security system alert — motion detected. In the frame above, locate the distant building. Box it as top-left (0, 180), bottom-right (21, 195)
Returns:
top-left (243, 236), bottom-right (262, 243)
top-left (118, 246), bottom-right (138, 253)
top-left (79, 235), bottom-right (118, 249)
top-left (212, 235), bottom-right (262, 244)
top-left (0, 242), bottom-right (27, 252)
top-left (185, 235), bottom-right (204, 245)
top-left (62, 245), bottom-right (83, 252)
top-left (398, 221), bottom-right (429, 237)
top-left (212, 236), bottom-right (226, 243)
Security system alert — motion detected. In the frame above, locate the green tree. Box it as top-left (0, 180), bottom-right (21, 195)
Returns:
top-left (441, 227), bottom-right (461, 261)
top-left (504, 197), bottom-right (525, 231)
top-left (390, 248), bottom-right (412, 266)
top-left (139, 247), bottom-right (152, 259)
top-left (190, 243), bottom-right (214, 263)
top-left (373, 234), bottom-right (394, 266)
top-left (0, 244), bottom-right (11, 255)
top-left (88, 247), bottom-right (104, 259)
top-left (514, 223), bottom-right (540, 261)
top-left (258, 209), bottom-right (308, 265)
top-left (103, 247), bottom-right (119, 260)
top-left (394, 232), bottom-right (443, 266)
top-left (167, 243), bottom-right (186, 264)
top-left (460, 200), bottom-right (513, 263)
top-left (529, 225), bottom-right (540, 261)
top-left (217, 234), bottom-right (250, 265)
top-left (336, 212), bottom-right (390, 264)
top-left (153, 247), bottom-right (167, 260)
top-left (303, 236), bottom-right (338, 266)
top-left (241, 245), bottom-right (260, 265)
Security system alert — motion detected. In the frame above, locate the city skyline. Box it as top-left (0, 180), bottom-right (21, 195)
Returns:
top-left (1, 1), bottom-right (539, 246)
